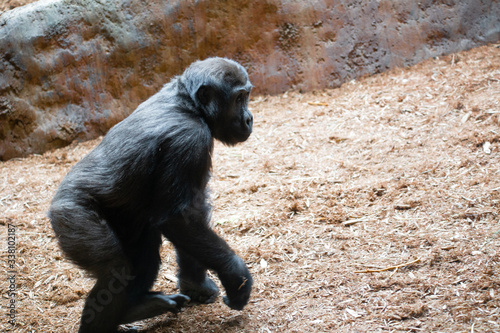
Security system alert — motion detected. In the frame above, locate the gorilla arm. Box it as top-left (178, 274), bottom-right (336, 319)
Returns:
top-left (154, 122), bottom-right (252, 310)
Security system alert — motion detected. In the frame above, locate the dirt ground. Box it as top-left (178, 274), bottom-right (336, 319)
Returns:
top-left (1, 43), bottom-right (500, 332)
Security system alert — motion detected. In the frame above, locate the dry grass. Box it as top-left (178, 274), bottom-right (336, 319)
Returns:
top-left (1, 43), bottom-right (500, 332)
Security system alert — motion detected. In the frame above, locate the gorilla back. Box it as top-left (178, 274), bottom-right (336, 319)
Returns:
top-left (48, 57), bottom-right (254, 333)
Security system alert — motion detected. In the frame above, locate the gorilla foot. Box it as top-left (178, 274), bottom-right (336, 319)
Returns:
top-left (121, 293), bottom-right (190, 324)
top-left (179, 277), bottom-right (220, 304)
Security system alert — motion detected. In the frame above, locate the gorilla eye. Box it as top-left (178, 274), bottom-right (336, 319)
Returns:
top-left (236, 93), bottom-right (246, 104)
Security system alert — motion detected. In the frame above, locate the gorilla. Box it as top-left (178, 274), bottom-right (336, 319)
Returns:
top-left (48, 57), bottom-right (254, 333)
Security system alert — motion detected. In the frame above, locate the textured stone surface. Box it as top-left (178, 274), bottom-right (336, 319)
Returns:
top-left (1, 0), bottom-right (499, 160)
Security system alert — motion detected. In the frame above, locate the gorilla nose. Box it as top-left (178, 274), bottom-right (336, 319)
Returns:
top-left (245, 113), bottom-right (253, 130)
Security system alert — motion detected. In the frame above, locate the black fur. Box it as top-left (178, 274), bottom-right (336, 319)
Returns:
top-left (48, 58), bottom-right (254, 333)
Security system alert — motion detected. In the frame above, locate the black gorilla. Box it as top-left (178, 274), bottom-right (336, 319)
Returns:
top-left (48, 57), bottom-right (254, 333)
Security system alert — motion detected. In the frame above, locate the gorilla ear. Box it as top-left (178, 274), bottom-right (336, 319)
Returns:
top-left (196, 85), bottom-right (215, 106)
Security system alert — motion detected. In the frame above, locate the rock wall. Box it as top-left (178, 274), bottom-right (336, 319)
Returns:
top-left (1, 0), bottom-right (499, 160)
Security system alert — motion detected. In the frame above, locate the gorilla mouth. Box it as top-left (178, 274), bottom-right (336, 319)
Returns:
top-left (223, 131), bottom-right (251, 146)
top-left (232, 127), bottom-right (252, 143)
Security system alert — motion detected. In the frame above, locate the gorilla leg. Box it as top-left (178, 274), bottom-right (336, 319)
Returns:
top-left (80, 263), bottom-right (189, 332)
top-left (176, 248), bottom-right (219, 304)
top-left (50, 204), bottom-right (189, 333)
top-left (80, 269), bottom-right (130, 333)
top-left (119, 226), bottom-right (190, 325)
